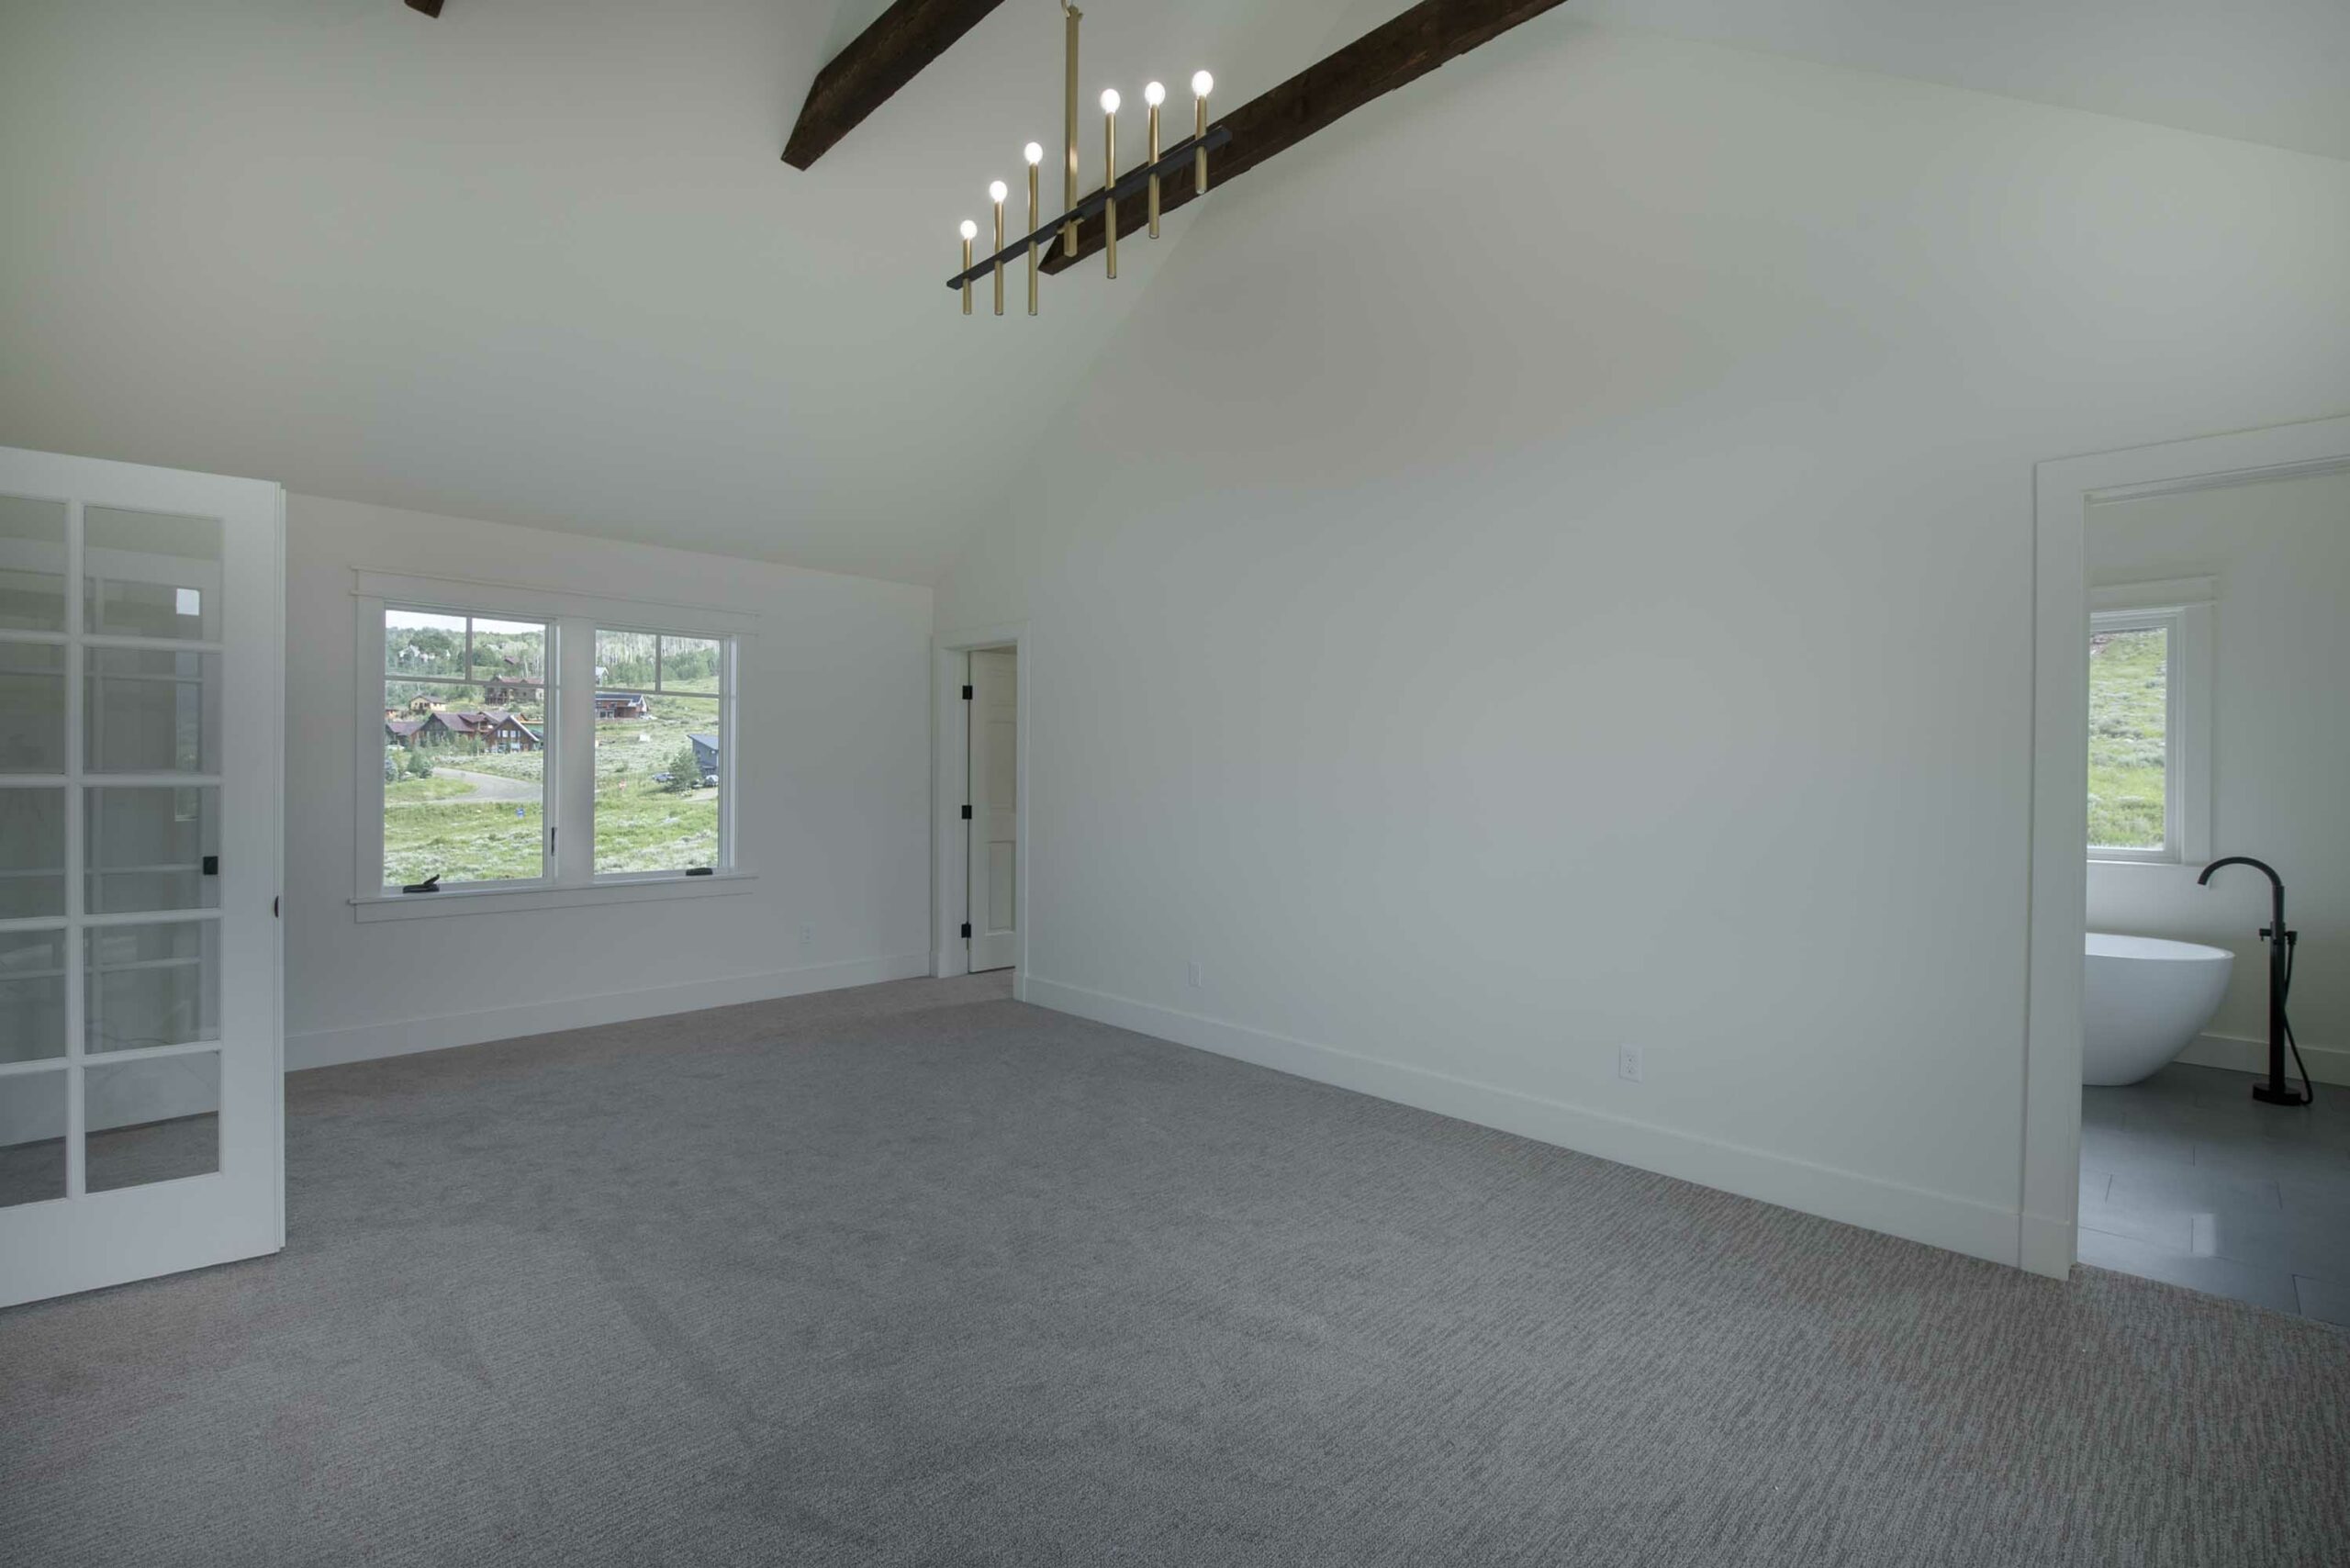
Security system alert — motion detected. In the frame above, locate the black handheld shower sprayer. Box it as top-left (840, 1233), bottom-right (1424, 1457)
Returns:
top-left (2197, 856), bottom-right (2311, 1107)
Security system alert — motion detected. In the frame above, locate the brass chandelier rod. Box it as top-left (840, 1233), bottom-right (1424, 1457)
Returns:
top-left (1062, 2), bottom-right (1082, 260)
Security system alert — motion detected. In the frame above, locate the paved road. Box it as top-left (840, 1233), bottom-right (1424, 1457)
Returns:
top-left (386, 767), bottom-right (539, 806)
top-left (440, 767), bottom-right (538, 801)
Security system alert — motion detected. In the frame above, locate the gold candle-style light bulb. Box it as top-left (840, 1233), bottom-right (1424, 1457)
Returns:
top-left (1101, 87), bottom-right (1120, 278)
top-left (1192, 71), bottom-right (1214, 194)
top-left (958, 219), bottom-right (978, 315)
top-left (989, 181), bottom-right (1008, 317)
top-left (1024, 142), bottom-right (1044, 316)
top-left (1144, 82), bottom-right (1165, 238)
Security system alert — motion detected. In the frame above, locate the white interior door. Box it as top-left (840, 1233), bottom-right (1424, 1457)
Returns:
top-left (0, 446), bottom-right (284, 1309)
top-left (967, 648), bottom-right (1017, 973)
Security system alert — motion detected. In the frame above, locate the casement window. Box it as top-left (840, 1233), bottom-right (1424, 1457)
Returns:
top-left (2087, 579), bottom-right (2213, 865)
top-left (353, 575), bottom-right (749, 920)
top-left (588, 628), bottom-right (731, 879)
top-left (379, 608), bottom-right (552, 890)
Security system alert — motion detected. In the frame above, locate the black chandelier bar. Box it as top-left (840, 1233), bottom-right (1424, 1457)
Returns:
top-left (946, 123), bottom-right (1233, 292)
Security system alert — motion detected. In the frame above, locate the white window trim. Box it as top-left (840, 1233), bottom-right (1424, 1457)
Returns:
top-left (349, 872), bottom-right (757, 924)
top-left (2087, 577), bottom-right (2213, 866)
top-left (351, 573), bottom-right (754, 921)
top-left (352, 569), bottom-right (762, 637)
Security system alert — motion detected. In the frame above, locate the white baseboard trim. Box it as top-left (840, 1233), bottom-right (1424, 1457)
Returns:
top-left (2018, 1211), bottom-right (2076, 1281)
top-left (1024, 976), bottom-right (2023, 1270)
top-left (288, 952), bottom-right (933, 1071)
top-left (2176, 1029), bottom-right (2350, 1087)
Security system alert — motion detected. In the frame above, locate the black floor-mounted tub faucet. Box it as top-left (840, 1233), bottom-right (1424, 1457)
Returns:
top-left (2197, 856), bottom-right (2311, 1107)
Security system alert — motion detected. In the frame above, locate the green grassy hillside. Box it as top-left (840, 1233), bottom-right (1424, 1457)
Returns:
top-left (381, 699), bottom-right (719, 884)
top-left (2087, 627), bottom-right (2167, 850)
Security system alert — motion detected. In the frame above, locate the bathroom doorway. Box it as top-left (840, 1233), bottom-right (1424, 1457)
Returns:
top-left (2025, 417), bottom-right (2350, 1322)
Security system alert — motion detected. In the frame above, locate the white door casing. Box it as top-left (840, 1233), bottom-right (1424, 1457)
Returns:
top-left (0, 446), bottom-right (284, 1309)
top-left (967, 649), bottom-right (1018, 973)
top-left (2022, 415), bottom-right (2350, 1280)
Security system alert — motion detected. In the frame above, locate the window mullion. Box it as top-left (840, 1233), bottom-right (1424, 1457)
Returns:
top-left (554, 615), bottom-right (596, 886)
top-left (356, 595), bottom-right (388, 897)
top-left (721, 641), bottom-right (737, 872)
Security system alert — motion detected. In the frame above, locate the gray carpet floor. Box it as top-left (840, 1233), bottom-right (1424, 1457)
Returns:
top-left (3, 974), bottom-right (2346, 1567)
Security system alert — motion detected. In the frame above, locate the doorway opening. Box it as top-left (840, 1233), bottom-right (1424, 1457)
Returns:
top-left (933, 624), bottom-right (1027, 988)
top-left (2025, 417), bottom-right (2350, 1327)
top-left (964, 646), bottom-right (1018, 973)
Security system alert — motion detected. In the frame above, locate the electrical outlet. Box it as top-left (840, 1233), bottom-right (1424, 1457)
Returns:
top-left (1617, 1045), bottom-right (1644, 1084)
top-left (798, 924), bottom-right (814, 948)
top-left (1186, 961), bottom-right (1203, 989)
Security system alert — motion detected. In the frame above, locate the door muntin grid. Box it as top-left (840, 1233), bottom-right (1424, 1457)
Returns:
top-left (0, 495), bottom-right (226, 1212)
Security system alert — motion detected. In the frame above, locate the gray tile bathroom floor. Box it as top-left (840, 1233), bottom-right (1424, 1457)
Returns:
top-left (2080, 1062), bottom-right (2350, 1324)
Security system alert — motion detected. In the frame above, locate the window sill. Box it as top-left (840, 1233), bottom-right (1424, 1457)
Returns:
top-left (350, 871), bottom-right (755, 923)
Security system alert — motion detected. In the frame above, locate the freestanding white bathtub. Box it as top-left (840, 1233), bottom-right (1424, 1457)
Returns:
top-left (2083, 934), bottom-right (2235, 1086)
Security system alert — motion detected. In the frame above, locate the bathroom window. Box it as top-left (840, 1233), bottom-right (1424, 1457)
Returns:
top-left (2087, 580), bottom-right (2213, 864)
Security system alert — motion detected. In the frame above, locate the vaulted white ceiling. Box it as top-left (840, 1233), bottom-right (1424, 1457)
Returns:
top-left (1572, 0), bottom-right (2350, 165)
top-left (2, 1), bottom-right (2344, 585)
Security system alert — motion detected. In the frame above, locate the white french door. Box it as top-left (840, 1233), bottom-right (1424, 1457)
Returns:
top-left (0, 446), bottom-right (284, 1309)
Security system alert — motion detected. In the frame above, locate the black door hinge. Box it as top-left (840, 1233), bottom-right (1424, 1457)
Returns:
top-left (962, 685), bottom-right (974, 700)
top-left (961, 804), bottom-right (973, 820)
top-left (961, 922), bottom-right (973, 939)
top-left (201, 855), bottom-right (219, 876)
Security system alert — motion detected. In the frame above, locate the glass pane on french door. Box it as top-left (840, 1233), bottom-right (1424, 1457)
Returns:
top-left (0, 448), bottom-right (281, 1308)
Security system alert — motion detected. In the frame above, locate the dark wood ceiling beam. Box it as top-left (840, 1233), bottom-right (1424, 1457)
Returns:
top-left (1042, 0), bottom-right (1571, 274)
top-left (784, 0), bottom-right (1012, 170)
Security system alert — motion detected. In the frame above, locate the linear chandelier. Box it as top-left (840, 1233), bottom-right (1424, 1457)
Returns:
top-left (948, 3), bottom-right (1226, 316)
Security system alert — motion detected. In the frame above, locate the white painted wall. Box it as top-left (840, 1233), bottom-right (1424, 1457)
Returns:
top-left (2087, 468), bottom-right (2350, 1084)
top-left (285, 495), bottom-right (934, 1070)
top-left (933, 23), bottom-right (2350, 1265)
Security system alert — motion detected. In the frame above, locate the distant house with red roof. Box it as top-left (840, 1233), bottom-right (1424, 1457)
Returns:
top-left (595, 691), bottom-right (649, 719)
top-left (387, 710), bottom-right (542, 753)
top-left (481, 674), bottom-right (543, 707)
